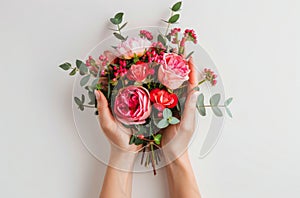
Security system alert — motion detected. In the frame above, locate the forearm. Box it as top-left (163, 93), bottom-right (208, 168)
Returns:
top-left (99, 148), bottom-right (136, 198)
top-left (165, 152), bottom-right (201, 198)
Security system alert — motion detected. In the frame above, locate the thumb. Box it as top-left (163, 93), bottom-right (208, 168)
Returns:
top-left (180, 90), bottom-right (200, 132)
top-left (94, 90), bottom-right (115, 128)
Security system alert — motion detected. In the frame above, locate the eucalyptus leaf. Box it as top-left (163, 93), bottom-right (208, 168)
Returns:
top-left (168, 14), bottom-right (180, 23)
top-left (80, 74), bottom-right (90, 87)
top-left (185, 51), bottom-right (194, 59)
top-left (225, 107), bottom-right (233, 118)
top-left (88, 91), bottom-right (95, 105)
top-left (171, 1), bottom-right (182, 12)
top-left (169, 117), bottom-right (180, 125)
top-left (78, 65), bottom-right (87, 76)
top-left (197, 93), bottom-right (205, 107)
top-left (59, 62), bottom-right (71, 70)
top-left (69, 68), bottom-right (77, 76)
top-left (157, 119), bottom-right (169, 129)
top-left (129, 135), bottom-right (135, 145)
top-left (212, 106), bottom-right (223, 117)
top-left (78, 104), bottom-right (84, 111)
top-left (113, 32), bottom-right (126, 41)
top-left (110, 18), bottom-right (119, 25)
top-left (210, 93), bottom-right (221, 106)
top-left (157, 34), bottom-right (166, 46)
top-left (81, 94), bottom-right (85, 103)
top-left (74, 97), bottom-right (82, 106)
top-left (91, 78), bottom-right (99, 87)
top-left (76, 60), bottom-right (85, 69)
top-left (163, 108), bottom-right (172, 119)
top-left (114, 12), bottom-right (124, 21)
top-left (224, 97), bottom-right (233, 106)
top-left (197, 106), bottom-right (206, 116)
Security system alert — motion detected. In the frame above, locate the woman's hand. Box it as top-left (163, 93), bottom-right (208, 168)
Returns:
top-left (161, 57), bottom-right (200, 162)
top-left (94, 90), bottom-right (142, 170)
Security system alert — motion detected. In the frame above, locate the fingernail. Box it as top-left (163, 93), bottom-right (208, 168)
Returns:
top-left (94, 90), bottom-right (100, 100)
top-left (191, 91), bottom-right (200, 103)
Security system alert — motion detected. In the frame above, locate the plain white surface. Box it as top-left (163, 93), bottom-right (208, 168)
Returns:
top-left (0, 0), bottom-right (299, 197)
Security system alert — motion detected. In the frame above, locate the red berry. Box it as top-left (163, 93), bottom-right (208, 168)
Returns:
top-left (137, 134), bottom-right (144, 139)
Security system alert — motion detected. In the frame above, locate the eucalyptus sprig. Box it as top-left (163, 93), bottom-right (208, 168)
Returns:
top-left (197, 93), bottom-right (233, 118)
top-left (109, 12), bottom-right (128, 41)
top-left (157, 108), bottom-right (180, 129)
top-left (163, 1), bottom-right (182, 36)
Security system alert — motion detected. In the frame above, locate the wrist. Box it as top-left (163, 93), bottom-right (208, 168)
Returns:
top-left (108, 146), bottom-right (138, 171)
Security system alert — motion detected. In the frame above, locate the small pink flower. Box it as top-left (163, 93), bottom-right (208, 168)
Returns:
top-left (139, 30), bottom-right (153, 40)
top-left (116, 37), bottom-right (152, 59)
top-left (114, 86), bottom-right (151, 125)
top-left (158, 53), bottom-right (190, 89)
top-left (203, 68), bottom-right (218, 86)
top-left (126, 62), bottom-right (154, 82)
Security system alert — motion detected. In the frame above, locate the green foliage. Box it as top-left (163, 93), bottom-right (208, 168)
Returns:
top-left (69, 68), bottom-right (77, 76)
top-left (74, 95), bottom-right (85, 111)
top-left (197, 93), bottom-right (206, 116)
top-left (185, 51), bottom-right (194, 59)
top-left (171, 1), bottom-right (182, 12)
top-left (80, 74), bottom-right (90, 87)
top-left (113, 32), bottom-right (127, 41)
top-left (157, 34), bottom-right (166, 46)
top-left (59, 62), bottom-right (71, 70)
top-left (224, 97), bottom-right (233, 106)
top-left (110, 12), bottom-right (124, 25)
top-left (210, 93), bottom-right (221, 106)
top-left (212, 106), bottom-right (223, 117)
top-left (168, 117), bottom-right (180, 124)
top-left (163, 108), bottom-right (172, 119)
top-left (225, 107), bottom-right (233, 118)
top-left (168, 14), bottom-right (180, 23)
top-left (157, 119), bottom-right (169, 129)
top-left (154, 134), bottom-right (162, 145)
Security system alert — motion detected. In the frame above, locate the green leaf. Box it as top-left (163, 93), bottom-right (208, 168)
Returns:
top-left (224, 97), bottom-right (233, 106)
top-left (197, 106), bottom-right (206, 116)
top-left (129, 135), bottom-right (135, 145)
top-left (171, 1), bottom-right (182, 11)
top-left (185, 51), bottom-right (194, 59)
top-left (80, 74), bottom-right (90, 87)
top-left (169, 117), bottom-right (180, 125)
top-left (114, 12), bottom-right (124, 21)
top-left (78, 104), bottom-right (84, 111)
top-left (197, 93), bottom-right (205, 107)
top-left (69, 68), bottom-right (77, 76)
top-left (109, 18), bottom-right (121, 25)
top-left (91, 78), bottom-right (99, 87)
top-left (79, 64), bottom-right (88, 75)
top-left (225, 107), bottom-right (233, 118)
top-left (81, 94), bottom-right (85, 103)
top-left (59, 62), bottom-right (71, 70)
top-left (168, 14), bottom-right (180, 23)
top-left (163, 108), bottom-right (172, 119)
top-left (88, 91), bottom-right (95, 105)
top-left (157, 119), bottom-right (169, 129)
top-left (113, 32), bottom-right (126, 41)
top-left (76, 60), bottom-right (85, 69)
top-left (119, 22), bottom-right (128, 30)
top-left (212, 106), bottom-right (223, 117)
top-left (157, 34), bottom-right (166, 46)
top-left (154, 134), bottom-right (162, 145)
top-left (74, 97), bottom-right (82, 106)
top-left (210, 93), bottom-right (221, 106)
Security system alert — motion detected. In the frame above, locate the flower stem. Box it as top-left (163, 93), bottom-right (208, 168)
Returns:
top-left (165, 11), bottom-right (174, 36)
top-left (83, 105), bottom-right (95, 108)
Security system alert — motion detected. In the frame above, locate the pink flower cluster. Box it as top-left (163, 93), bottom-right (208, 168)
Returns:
top-left (184, 29), bottom-right (197, 44)
top-left (113, 59), bottom-right (128, 78)
top-left (203, 68), bottom-right (217, 86)
top-left (170, 28), bottom-right (181, 36)
top-left (140, 30), bottom-right (153, 40)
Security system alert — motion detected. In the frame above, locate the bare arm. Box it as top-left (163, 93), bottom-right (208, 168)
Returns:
top-left (165, 152), bottom-right (201, 198)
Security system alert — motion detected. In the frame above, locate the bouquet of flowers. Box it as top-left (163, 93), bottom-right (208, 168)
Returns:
top-left (59, 1), bottom-right (232, 175)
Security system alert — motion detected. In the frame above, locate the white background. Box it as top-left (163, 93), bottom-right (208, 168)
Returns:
top-left (1, 0), bottom-right (299, 197)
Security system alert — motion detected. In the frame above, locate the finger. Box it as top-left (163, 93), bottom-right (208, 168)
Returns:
top-left (180, 90), bottom-right (200, 132)
top-left (94, 90), bottom-right (115, 129)
top-left (187, 57), bottom-right (198, 92)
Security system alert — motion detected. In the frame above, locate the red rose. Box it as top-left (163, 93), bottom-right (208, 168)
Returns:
top-left (149, 88), bottom-right (178, 109)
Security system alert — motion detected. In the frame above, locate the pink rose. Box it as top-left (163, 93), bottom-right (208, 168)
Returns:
top-left (158, 53), bottom-right (190, 89)
top-left (126, 62), bottom-right (154, 82)
top-left (116, 37), bottom-right (152, 59)
top-left (114, 86), bottom-right (151, 125)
